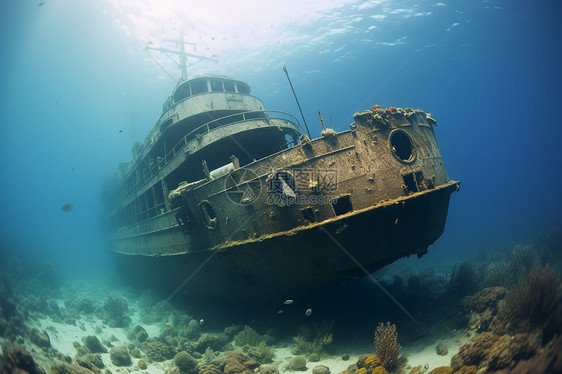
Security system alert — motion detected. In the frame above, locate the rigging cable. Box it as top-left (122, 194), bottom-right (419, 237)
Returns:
top-left (145, 49), bottom-right (178, 83)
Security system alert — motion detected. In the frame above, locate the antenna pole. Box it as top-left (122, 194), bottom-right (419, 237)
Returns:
top-left (145, 33), bottom-right (217, 82)
top-left (283, 66), bottom-right (311, 139)
top-left (179, 33), bottom-right (187, 81)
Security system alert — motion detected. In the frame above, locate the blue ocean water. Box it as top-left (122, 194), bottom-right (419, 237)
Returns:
top-left (0, 0), bottom-right (561, 371)
top-left (1, 0), bottom-right (560, 275)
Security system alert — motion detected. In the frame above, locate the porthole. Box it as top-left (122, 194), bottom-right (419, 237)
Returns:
top-left (389, 130), bottom-right (415, 163)
top-left (198, 200), bottom-right (217, 229)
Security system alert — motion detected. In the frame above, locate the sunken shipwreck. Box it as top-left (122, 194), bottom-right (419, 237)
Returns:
top-left (101, 38), bottom-right (460, 300)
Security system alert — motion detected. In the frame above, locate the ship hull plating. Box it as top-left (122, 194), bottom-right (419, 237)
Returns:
top-left (104, 102), bottom-right (460, 301)
top-left (112, 181), bottom-right (458, 301)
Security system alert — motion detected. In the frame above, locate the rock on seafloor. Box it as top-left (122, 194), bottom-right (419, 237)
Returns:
top-left (0, 343), bottom-right (46, 374)
top-left (109, 346), bottom-right (131, 366)
top-left (435, 342), bottom-right (448, 356)
top-left (312, 364), bottom-right (331, 374)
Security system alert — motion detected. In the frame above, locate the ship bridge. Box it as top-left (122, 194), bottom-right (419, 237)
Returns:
top-left (157, 75), bottom-right (268, 145)
top-left (146, 74), bottom-right (301, 180)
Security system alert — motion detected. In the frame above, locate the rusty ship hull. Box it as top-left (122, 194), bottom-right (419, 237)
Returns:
top-left (112, 180), bottom-right (458, 301)
top-left (104, 98), bottom-right (460, 300)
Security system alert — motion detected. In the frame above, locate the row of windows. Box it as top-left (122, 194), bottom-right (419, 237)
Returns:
top-left (163, 79), bottom-right (251, 111)
top-left (108, 181), bottom-right (166, 228)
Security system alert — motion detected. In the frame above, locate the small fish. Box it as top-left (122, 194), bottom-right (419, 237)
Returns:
top-left (119, 129), bottom-right (123, 133)
top-left (283, 299), bottom-right (293, 305)
top-left (38, 2), bottom-right (45, 6)
top-left (305, 308), bottom-right (312, 317)
top-left (61, 203), bottom-right (73, 212)
top-left (199, 319), bottom-right (204, 326)
top-left (165, 319), bottom-right (168, 323)
top-left (277, 310), bottom-right (283, 314)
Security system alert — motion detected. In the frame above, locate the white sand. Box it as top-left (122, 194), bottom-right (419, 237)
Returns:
top-left (25, 297), bottom-right (170, 373)
top-left (400, 331), bottom-right (471, 373)
top-left (273, 346), bottom-right (360, 373)
top-left (23, 308), bottom-right (471, 374)
top-left (271, 329), bottom-right (469, 374)
top-left (12, 281), bottom-right (471, 374)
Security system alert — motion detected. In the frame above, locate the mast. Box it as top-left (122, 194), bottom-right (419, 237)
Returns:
top-left (145, 33), bottom-right (218, 82)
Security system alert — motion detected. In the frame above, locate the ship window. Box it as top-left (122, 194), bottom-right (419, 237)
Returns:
top-left (332, 195), bottom-right (353, 216)
top-left (199, 200), bottom-right (217, 229)
top-left (301, 207), bottom-right (316, 223)
top-left (146, 190), bottom-right (155, 218)
top-left (138, 195), bottom-right (147, 221)
top-left (402, 173), bottom-right (418, 193)
top-left (210, 80), bottom-right (223, 92)
top-left (390, 130), bottom-right (414, 162)
top-left (191, 79), bottom-right (207, 95)
top-left (224, 81), bottom-right (235, 92)
top-left (236, 82), bottom-right (250, 94)
top-left (173, 82), bottom-right (191, 102)
top-left (154, 181), bottom-right (165, 208)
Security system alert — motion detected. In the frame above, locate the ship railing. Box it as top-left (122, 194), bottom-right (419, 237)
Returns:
top-left (110, 201), bottom-right (168, 229)
top-left (124, 110), bottom-right (301, 203)
top-left (113, 110), bottom-right (301, 226)
top-left (166, 110), bottom-right (302, 164)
